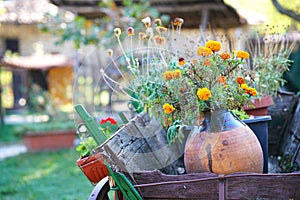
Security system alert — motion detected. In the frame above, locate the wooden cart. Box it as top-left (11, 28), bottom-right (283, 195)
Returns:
top-left (75, 104), bottom-right (300, 200)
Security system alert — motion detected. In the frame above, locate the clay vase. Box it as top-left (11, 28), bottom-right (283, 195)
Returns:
top-left (184, 110), bottom-right (263, 175)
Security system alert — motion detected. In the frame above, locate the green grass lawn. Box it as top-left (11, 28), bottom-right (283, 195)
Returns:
top-left (0, 124), bottom-right (22, 143)
top-left (0, 149), bottom-right (94, 200)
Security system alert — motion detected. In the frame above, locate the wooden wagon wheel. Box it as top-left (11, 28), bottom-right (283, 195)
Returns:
top-left (88, 176), bottom-right (124, 200)
top-left (88, 176), bottom-right (110, 200)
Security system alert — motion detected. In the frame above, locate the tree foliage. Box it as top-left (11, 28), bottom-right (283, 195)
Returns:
top-left (39, 0), bottom-right (161, 49)
top-left (272, 0), bottom-right (300, 22)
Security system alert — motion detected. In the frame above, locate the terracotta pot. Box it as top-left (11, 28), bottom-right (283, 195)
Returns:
top-left (76, 152), bottom-right (109, 185)
top-left (184, 110), bottom-right (263, 175)
top-left (243, 95), bottom-right (274, 116)
top-left (23, 129), bottom-right (76, 152)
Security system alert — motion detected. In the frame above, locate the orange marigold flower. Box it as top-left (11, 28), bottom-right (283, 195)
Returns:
top-left (206, 40), bottom-right (221, 52)
top-left (236, 50), bottom-right (250, 59)
top-left (164, 70), bottom-right (181, 80)
top-left (85, 20), bottom-right (92, 30)
top-left (218, 76), bottom-right (226, 84)
top-left (127, 27), bottom-right (134, 36)
top-left (163, 71), bottom-right (173, 80)
top-left (197, 46), bottom-right (213, 56)
top-left (203, 59), bottom-right (211, 66)
top-left (178, 57), bottom-right (186, 66)
top-left (154, 35), bottom-right (166, 45)
top-left (197, 87), bottom-right (211, 101)
top-left (247, 87), bottom-right (257, 96)
top-left (173, 69), bottom-right (181, 78)
top-left (163, 103), bottom-right (175, 114)
top-left (220, 52), bottom-right (230, 60)
top-left (236, 77), bottom-right (245, 85)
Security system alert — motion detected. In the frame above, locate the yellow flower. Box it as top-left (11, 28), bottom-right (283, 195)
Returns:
top-left (197, 46), bottom-right (213, 56)
top-left (163, 103), bottom-right (175, 114)
top-left (206, 40), bottom-right (221, 52)
top-left (173, 69), bottom-right (181, 78)
top-left (163, 70), bottom-right (181, 80)
top-left (197, 87), bottom-right (211, 101)
top-left (85, 20), bottom-right (92, 30)
top-left (220, 52), bottom-right (230, 60)
top-left (241, 83), bottom-right (249, 90)
top-left (163, 71), bottom-right (173, 80)
top-left (236, 50), bottom-right (249, 59)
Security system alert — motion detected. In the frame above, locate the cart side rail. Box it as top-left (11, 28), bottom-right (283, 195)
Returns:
top-left (133, 170), bottom-right (300, 199)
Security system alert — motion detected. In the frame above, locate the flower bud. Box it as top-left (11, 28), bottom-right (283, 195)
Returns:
top-left (114, 28), bottom-right (121, 37)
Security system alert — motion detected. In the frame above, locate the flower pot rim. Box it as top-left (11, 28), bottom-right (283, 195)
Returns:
top-left (243, 115), bottom-right (272, 124)
top-left (24, 129), bottom-right (75, 136)
top-left (243, 95), bottom-right (274, 110)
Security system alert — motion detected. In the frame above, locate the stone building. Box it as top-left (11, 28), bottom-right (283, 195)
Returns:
top-left (0, 0), bottom-right (74, 114)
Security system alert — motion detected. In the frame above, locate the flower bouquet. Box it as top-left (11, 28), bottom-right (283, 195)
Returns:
top-left (97, 17), bottom-right (265, 174)
top-left (100, 17), bottom-right (257, 143)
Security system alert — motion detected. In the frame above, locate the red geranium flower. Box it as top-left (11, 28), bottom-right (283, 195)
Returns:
top-left (100, 117), bottom-right (117, 125)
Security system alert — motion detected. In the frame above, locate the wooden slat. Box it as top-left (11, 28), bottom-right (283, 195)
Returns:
top-left (133, 171), bottom-right (219, 199)
top-left (131, 171), bottom-right (300, 199)
top-left (226, 173), bottom-right (300, 199)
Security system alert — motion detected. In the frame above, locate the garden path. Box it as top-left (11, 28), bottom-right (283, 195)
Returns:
top-left (0, 142), bottom-right (27, 160)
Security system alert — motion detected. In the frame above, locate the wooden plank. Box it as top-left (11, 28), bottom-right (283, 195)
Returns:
top-left (131, 171), bottom-right (300, 199)
top-left (226, 173), bottom-right (300, 199)
top-left (133, 171), bottom-right (219, 199)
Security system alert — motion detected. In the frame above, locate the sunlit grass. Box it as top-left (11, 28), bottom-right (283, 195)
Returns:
top-left (0, 149), bottom-right (94, 200)
top-left (0, 124), bottom-right (20, 143)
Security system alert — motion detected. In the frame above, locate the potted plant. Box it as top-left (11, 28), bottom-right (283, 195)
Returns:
top-left (76, 117), bottom-right (118, 185)
top-left (99, 17), bottom-right (265, 175)
top-left (242, 32), bottom-right (295, 116)
top-left (22, 120), bottom-right (76, 152)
